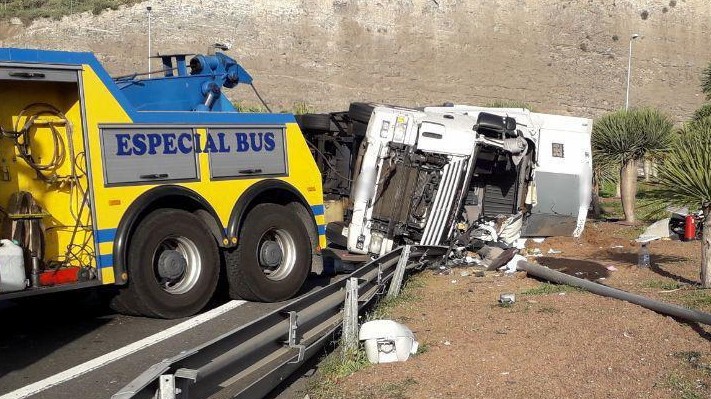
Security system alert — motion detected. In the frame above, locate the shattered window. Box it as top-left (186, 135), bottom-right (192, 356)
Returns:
top-left (552, 142), bottom-right (564, 158)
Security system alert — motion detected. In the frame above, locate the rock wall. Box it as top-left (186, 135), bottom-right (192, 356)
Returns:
top-left (2, 0), bottom-right (710, 121)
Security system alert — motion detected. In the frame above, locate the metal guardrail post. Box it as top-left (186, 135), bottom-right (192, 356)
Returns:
top-left (342, 277), bottom-right (359, 353)
top-left (387, 245), bottom-right (411, 298)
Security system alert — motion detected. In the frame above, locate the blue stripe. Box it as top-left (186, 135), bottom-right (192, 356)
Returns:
top-left (318, 225), bottom-right (326, 235)
top-left (98, 254), bottom-right (113, 269)
top-left (0, 48), bottom-right (296, 125)
top-left (96, 228), bottom-right (117, 243)
top-left (311, 205), bottom-right (325, 216)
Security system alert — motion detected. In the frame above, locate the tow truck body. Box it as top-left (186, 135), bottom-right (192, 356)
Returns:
top-left (0, 48), bottom-right (324, 317)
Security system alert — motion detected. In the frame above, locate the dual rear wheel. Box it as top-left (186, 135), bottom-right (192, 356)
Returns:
top-left (110, 203), bottom-right (311, 318)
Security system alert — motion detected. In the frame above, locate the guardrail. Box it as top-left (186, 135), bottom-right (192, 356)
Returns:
top-left (112, 245), bottom-right (447, 399)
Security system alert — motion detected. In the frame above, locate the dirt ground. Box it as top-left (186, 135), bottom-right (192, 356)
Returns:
top-left (309, 220), bottom-right (711, 399)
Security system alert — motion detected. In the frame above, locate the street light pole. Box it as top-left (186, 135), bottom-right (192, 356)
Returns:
top-left (147, 6), bottom-right (152, 78)
top-left (625, 33), bottom-right (640, 110)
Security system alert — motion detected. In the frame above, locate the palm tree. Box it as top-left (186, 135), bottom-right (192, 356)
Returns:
top-left (592, 108), bottom-right (674, 223)
top-left (655, 118), bottom-right (711, 287)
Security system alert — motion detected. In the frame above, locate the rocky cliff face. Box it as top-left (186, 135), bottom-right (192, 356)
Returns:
top-left (2, 0), bottom-right (710, 120)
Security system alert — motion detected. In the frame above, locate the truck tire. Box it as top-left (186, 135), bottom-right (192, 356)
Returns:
top-left (296, 113), bottom-right (332, 132)
top-left (226, 203), bottom-right (311, 302)
top-left (110, 209), bottom-right (219, 318)
top-left (348, 102), bottom-right (375, 124)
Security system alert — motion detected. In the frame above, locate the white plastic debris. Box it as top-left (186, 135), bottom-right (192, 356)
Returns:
top-left (547, 248), bottom-right (562, 254)
top-left (640, 218), bottom-right (672, 241)
top-left (513, 238), bottom-right (528, 249)
top-left (531, 237), bottom-right (546, 243)
top-left (500, 254), bottom-right (527, 274)
top-left (636, 235), bottom-right (658, 244)
top-left (359, 320), bottom-right (419, 364)
top-left (499, 293), bottom-right (516, 304)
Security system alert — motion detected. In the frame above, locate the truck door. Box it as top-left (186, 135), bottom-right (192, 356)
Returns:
top-left (522, 113), bottom-right (592, 237)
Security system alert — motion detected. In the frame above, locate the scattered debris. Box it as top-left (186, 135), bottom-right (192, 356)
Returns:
top-left (639, 217), bottom-right (672, 241)
top-left (531, 237), bottom-right (546, 243)
top-left (460, 271), bottom-right (470, 277)
top-left (474, 270), bottom-right (486, 277)
top-left (530, 248), bottom-right (543, 257)
top-left (501, 254), bottom-right (526, 274)
top-left (499, 293), bottom-right (516, 304)
top-left (606, 265), bottom-right (618, 271)
top-left (547, 248), bottom-right (562, 254)
top-left (611, 245), bottom-right (624, 249)
top-left (359, 320), bottom-right (419, 364)
top-left (443, 341), bottom-right (451, 346)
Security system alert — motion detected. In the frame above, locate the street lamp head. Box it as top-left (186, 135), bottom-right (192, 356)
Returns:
top-left (631, 33), bottom-right (640, 40)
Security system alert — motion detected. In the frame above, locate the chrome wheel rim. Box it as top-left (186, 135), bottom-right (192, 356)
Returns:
top-left (257, 228), bottom-right (297, 281)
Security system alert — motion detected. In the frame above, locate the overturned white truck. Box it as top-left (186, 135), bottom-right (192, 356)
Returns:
top-left (298, 103), bottom-right (592, 258)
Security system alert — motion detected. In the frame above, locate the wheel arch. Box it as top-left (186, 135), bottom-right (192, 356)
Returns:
top-left (112, 185), bottom-right (226, 285)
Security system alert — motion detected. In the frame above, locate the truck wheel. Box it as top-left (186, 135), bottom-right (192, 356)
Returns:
top-left (348, 102), bottom-right (375, 124)
top-left (226, 203), bottom-right (311, 302)
top-left (111, 209), bottom-right (219, 318)
top-left (296, 113), bottom-right (332, 132)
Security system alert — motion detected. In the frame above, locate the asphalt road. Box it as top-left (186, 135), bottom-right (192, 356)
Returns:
top-left (0, 274), bottom-right (337, 399)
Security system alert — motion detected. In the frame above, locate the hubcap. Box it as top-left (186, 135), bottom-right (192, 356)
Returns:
top-left (157, 250), bottom-right (187, 280)
top-left (153, 236), bottom-right (202, 294)
top-left (259, 241), bottom-right (283, 268)
top-left (257, 228), bottom-right (297, 281)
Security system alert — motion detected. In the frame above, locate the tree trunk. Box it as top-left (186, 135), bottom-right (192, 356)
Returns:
top-left (591, 176), bottom-right (602, 219)
top-left (702, 206), bottom-right (711, 288)
top-left (620, 160), bottom-right (637, 223)
top-left (615, 181), bottom-right (621, 198)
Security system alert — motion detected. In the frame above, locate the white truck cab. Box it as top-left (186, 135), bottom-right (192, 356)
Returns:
top-left (344, 104), bottom-right (592, 256)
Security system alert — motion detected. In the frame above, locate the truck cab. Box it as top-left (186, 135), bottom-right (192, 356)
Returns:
top-left (298, 103), bottom-right (592, 257)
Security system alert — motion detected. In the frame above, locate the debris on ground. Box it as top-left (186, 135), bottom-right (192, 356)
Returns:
top-left (359, 320), bottom-right (418, 364)
top-left (640, 217), bottom-right (673, 241)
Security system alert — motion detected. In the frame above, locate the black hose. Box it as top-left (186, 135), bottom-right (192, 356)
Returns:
top-left (517, 260), bottom-right (711, 326)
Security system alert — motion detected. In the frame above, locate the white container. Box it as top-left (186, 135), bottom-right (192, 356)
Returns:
top-left (359, 319), bottom-right (418, 364)
top-left (0, 239), bottom-right (26, 293)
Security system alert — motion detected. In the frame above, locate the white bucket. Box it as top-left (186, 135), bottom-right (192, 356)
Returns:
top-left (0, 239), bottom-right (26, 293)
top-left (359, 319), bottom-right (418, 364)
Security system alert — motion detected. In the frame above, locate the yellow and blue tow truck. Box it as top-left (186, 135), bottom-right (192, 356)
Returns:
top-left (0, 47), bottom-right (326, 318)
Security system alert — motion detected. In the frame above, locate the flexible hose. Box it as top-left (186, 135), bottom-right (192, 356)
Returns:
top-left (517, 260), bottom-right (711, 326)
top-left (13, 103), bottom-right (69, 180)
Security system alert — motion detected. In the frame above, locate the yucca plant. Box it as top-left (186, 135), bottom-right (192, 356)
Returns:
top-left (591, 108), bottom-right (674, 223)
top-left (654, 118), bottom-right (711, 287)
top-left (703, 63), bottom-right (711, 100)
top-left (692, 103), bottom-right (711, 123)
